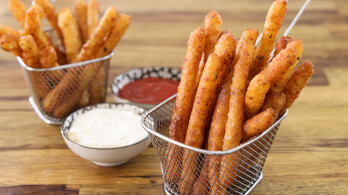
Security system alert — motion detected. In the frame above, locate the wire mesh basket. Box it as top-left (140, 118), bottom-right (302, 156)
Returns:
top-left (18, 49), bottom-right (113, 125)
top-left (142, 95), bottom-right (288, 195)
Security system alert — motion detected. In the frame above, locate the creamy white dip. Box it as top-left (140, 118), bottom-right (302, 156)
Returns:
top-left (68, 108), bottom-right (147, 148)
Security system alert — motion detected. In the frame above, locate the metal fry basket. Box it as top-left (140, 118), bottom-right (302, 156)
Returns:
top-left (142, 95), bottom-right (288, 195)
top-left (18, 52), bottom-right (113, 125)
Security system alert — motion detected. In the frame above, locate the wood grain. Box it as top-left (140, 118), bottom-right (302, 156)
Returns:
top-left (0, 0), bottom-right (347, 194)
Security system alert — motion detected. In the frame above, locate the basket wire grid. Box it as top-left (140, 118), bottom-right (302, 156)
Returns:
top-left (141, 0), bottom-right (310, 194)
top-left (18, 30), bottom-right (114, 125)
top-left (142, 95), bottom-right (287, 195)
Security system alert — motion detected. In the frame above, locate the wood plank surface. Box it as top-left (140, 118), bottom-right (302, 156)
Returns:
top-left (0, 0), bottom-right (347, 194)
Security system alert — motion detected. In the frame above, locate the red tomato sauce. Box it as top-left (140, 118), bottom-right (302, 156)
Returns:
top-left (118, 78), bottom-right (179, 104)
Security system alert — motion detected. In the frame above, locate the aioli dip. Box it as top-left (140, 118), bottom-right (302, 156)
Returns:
top-left (118, 78), bottom-right (179, 104)
top-left (68, 108), bottom-right (148, 148)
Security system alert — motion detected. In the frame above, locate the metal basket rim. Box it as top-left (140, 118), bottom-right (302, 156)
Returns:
top-left (17, 51), bottom-right (114, 72)
top-left (141, 94), bottom-right (288, 155)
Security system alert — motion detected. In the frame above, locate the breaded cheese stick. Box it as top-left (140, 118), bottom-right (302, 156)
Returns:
top-left (248, 0), bottom-right (287, 80)
top-left (218, 28), bottom-right (257, 191)
top-left (58, 8), bottom-right (82, 63)
top-left (166, 28), bottom-right (206, 183)
top-left (179, 53), bottom-right (224, 194)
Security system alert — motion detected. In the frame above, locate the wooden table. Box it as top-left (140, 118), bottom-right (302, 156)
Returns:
top-left (1, 0), bottom-right (347, 194)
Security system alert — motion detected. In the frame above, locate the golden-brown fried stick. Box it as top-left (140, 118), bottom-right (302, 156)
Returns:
top-left (274, 35), bottom-right (293, 58)
top-left (194, 11), bottom-right (222, 88)
top-left (75, 7), bottom-right (117, 62)
top-left (0, 33), bottom-right (22, 56)
top-left (262, 91), bottom-right (286, 118)
top-left (42, 7), bottom-right (118, 117)
top-left (219, 28), bottom-right (257, 189)
top-left (244, 42), bottom-right (297, 119)
top-left (261, 42), bottom-right (297, 86)
top-left (242, 108), bottom-right (276, 141)
top-left (249, 0), bottom-right (287, 80)
top-left (203, 10), bottom-right (222, 63)
top-left (179, 53), bottom-right (224, 194)
top-left (0, 25), bottom-right (21, 38)
top-left (8, 0), bottom-right (27, 27)
top-left (280, 60), bottom-right (314, 114)
top-left (272, 40), bottom-right (304, 92)
top-left (94, 13), bottom-right (130, 58)
top-left (166, 28), bottom-right (206, 183)
top-left (18, 35), bottom-right (39, 68)
top-left (75, 0), bottom-right (88, 43)
top-left (58, 8), bottom-right (82, 63)
top-left (193, 32), bottom-right (237, 194)
top-left (244, 73), bottom-right (271, 119)
top-left (35, 0), bottom-right (64, 45)
top-left (89, 14), bottom-right (131, 104)
top-left (24, 4), bottom-right (58, 68)
top-left (87, 0), bottom-right (100, 38)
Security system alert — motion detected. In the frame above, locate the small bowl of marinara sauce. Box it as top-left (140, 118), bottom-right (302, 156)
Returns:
top-left (112, 67), bottom-right (181, 110)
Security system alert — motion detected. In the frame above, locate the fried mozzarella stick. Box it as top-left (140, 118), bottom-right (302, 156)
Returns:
top-left (262, 91), bottom-right (286, 118)
top-left (35, 0), bottom-right (64, 46)
top-left (8, 0), bottom-right (27, 27)
top-left (193, 32), bottom-right (237, 195)
top-left (0, 25), bottom-right (21, 38)
top-left (274, 36), bottom-right (293, 58)
top-left (195, 11), bottom-right (222, 87)
top-left (87, 0), bottom-right (100, 38)
top-left (244, 43), bottom-right (297, 119)
top-left (272, 40), bottom-right (304, 92)
top-left (75, 0), bottom-right (88, 43)
top-left (42, 7), bottom-right (117, 117)
top-left (166, 28), bottom-right (205, 183)
top-left (0, 33), bottom-right (22, 56)
top-left (24, 5), bottom-right (58, 68)
top-left (242, 108), bottom-right (276, 141)
top-left (218, 28), bottom-right (257, 190)
top-left (89, 13), bottom-right (131, 105)
top-left (280, 60), bottom-right (314, 114)
top-left (248, 0), bottom-right (287, 80)
top-left (58, 8), bottom-right (82, 63)
top-left (18, 35), bottom-right (39, 68)
top-left (179, 53), bottom-right (224, 194)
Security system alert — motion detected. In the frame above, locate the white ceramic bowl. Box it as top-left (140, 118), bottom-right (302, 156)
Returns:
top-left (112, 67), bottom-right (181, 110)
top-left (61, 103), bottom-right (151, 167)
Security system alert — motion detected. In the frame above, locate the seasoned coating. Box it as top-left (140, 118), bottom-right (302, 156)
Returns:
top-left (0, 33), bottom-right (22, 56)
top-left (261, 42), bottom-right (297, 86)
top-left (242, 108), bottom-right (276, 141)
top-left (75, 0), bottom-right (89, 43)
top-left (244, 73), bottom-right (271, 119)
top-left (281, 60), bottom-right (314, 114)
top-left (95, 13), bottom-right (132, 58)
top-left (24, 5), bottom-right (58, 68)
top-left (18, 35), bottom-right (39, 68)
top-left (58, 8), bottom-right (82, 63)
top-left (87, 0), bottom-right (100, 38)
top-left (179, 53), bottom-right (224, 194)
top-left (249, 0), bottom-right (287, 80)
top-left (195, 10), bottom-right (222, 87)
top-left (8, 0), bottom-right (27, 27)
top-left (274, 35), bottom-right (293, 58)
top-left (90, 13), bottom-right (131, 104)
top-left (35, 0), bottom-right (64, 45)
top-left (262, 91), bottom-right (286, 118)
top-left (272, 40), bottom-right (304, 92)
top-left (167, 28), bottom-right (206, 183)
top-left (203, 10), bottom-right (222, 63)
top-left (219, 28), bottom-right (257, 189)
top-left (0, 25), bottom-right (21, 38)
top-left (42, 7), bottom-right (118, 116)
